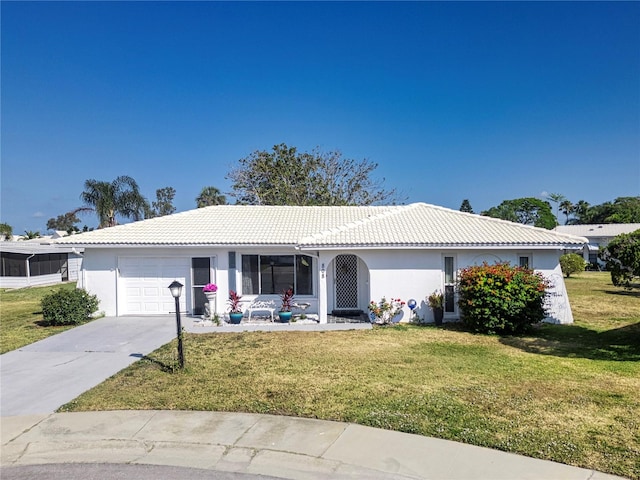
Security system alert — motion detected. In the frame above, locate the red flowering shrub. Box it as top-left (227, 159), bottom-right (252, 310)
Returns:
top-left (457, 262), bottom-right (549, 334)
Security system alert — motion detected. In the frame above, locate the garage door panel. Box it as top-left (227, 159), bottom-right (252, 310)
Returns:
top-left (119, 257), bottom-right (189, 315)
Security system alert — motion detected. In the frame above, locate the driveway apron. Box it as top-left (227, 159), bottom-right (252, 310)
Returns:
top-left (1, 316), bottom-right (177, 416)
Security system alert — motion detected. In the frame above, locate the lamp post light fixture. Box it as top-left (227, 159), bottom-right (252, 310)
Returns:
top-left (168, 280), bottom-right (185, 369)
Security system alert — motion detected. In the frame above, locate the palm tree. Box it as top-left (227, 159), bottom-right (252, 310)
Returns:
top-left (21, 230), bottom-right (40, 240)
top-left (196, 186), bottom-right (227, 208)
top-left (81, 176), bottom-right (148, 228)
top-left (546, 193), bottom-right (565, 224)
top-left (559, 200), bottom-right (574, 225)
top-left (573, 200), bottom-right (590, 224)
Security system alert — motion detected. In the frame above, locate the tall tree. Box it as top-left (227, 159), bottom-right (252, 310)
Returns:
top-left (573, 200), bottom-right (591, 224)
top-left (47, 210), bottom-right (83, 232)
top-left (80, 176), bottom-right (147, 228)
top-left (576, 197), bottom-right (640, 224)
top-left (196, 186), bottom-right (227, 208)
top-left (559, 200), bottom-right (574, 225)
top-left (459, 199), bottom-right (474, 213)
top-left (146, 187), bottom-right (176, 218)
top-left (546, 192), bottom-right (565, 222)
top-left (226, 143), bottom-right (399, 206)
top-left (481, 197), bottom-right (557, 229)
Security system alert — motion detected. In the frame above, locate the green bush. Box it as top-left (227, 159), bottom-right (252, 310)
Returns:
top-left (41, 288), bottom-right (99, 326)
top-left (599, 229), bottom-right (640, 289)
top-left (457, 262), bottom-right (549, 335)
top-left (559, 253), bottom-right (586, 277)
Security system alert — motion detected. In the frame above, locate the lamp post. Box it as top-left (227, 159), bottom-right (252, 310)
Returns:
top-left (168, 280), bottom-right (185, 369)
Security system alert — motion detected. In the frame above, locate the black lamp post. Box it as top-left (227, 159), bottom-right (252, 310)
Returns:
top-left (168, 280), bottom-right (185, 369)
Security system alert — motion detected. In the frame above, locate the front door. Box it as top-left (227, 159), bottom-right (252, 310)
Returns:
top-left (334, 254), bottom-right (358, 310)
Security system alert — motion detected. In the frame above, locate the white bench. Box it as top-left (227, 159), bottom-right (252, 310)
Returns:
top-left (246, 300), bottom-right (276, 322)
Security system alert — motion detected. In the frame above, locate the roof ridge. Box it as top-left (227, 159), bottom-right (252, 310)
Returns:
top-left (413, 202), bottom-right (589, 242)
top-left (298, 204), bottom-right (411, 243)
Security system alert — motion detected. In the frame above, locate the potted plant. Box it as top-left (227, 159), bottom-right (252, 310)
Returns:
top-left (427, 290), bottom-right (444, 326)
top-left (227, 290), bottom-right (243, 324)
top-left (203, 283), bottom-right (218, 302)
top-left (278, 288), bottom-right (295, 322)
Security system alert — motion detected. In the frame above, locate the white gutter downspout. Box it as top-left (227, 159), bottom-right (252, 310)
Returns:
top-left (25, 254), bottom-right (35, 287)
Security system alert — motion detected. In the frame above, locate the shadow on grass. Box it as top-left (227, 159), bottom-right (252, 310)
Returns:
top-left (602, 289), bottom-right (640, 298)
top-left (130, 353), bottom-right (179, 373)
top-left (500, 322), bottom-right (640, 361)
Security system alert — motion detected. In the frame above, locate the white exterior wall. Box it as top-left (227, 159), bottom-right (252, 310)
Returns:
top-left (81, 246), bottom-right (573, 324)
top-left (0, 273), bottom-right (62, 289)
top-left (320, 247), bottom-right (572, 325)
top-left (80, 247), bottom-right (230, 317)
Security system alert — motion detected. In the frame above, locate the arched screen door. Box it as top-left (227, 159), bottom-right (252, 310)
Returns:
top-left (335, 254), bottom-right (358, 310)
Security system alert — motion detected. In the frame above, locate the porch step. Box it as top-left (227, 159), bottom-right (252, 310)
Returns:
top-left (331, 309), bottom-right (364, 317)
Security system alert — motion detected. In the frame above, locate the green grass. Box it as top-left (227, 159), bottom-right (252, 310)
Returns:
top-left (3, 273), bottom-right (638, 478)
top-left (0, 282), bottom-right (81, 353)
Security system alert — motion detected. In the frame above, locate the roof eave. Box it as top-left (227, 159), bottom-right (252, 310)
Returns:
top-left (297, 243), bottom-right (581, 250)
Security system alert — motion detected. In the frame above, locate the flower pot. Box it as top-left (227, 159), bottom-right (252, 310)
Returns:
top-left (278, 311), bottom-right (292, 323)
top-left (229, 312), bottom-right (243, 324)
top-left (204, 292), bottom-right (217, 303)
top-left (433, 307), bottom-right (444, 326)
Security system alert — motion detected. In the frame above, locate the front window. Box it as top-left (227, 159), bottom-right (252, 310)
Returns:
top-left (242, 254), bottom-right (313, 295)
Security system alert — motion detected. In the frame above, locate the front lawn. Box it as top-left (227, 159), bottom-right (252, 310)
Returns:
top-left (0, 282), bottom-right (80, 353)
top-left (59, 272), bottom-right (640, 479)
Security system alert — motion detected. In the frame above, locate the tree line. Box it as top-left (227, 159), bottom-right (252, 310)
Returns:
top-left (459, 195), bottom-right (639, 230)
top-left (42, 143), bottom-right (399, 232)
top-left (2, 143), bottom-right (637, 235)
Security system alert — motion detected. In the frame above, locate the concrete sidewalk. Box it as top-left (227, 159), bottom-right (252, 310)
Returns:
top-left (0, 411), bottom-right (624, 480)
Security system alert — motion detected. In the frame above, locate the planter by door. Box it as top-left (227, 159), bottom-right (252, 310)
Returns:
top-left (228, 312), bottom-right (243, 324)
top-left (278, 312), bottom-right (292, 323)
top-left (433, 307), bottom-right (444, 326)
top-left (203, 293), bottom-right (217, 320)
top-left (204, 292), bottom-right (216, 303)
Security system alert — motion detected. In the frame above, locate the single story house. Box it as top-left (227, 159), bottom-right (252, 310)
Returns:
top-left (55, 203), bottom-right (587, 324)
top-left (0, 239), bottom-right (83, 288)
top-left (554, 223), bottom-right (640, 269)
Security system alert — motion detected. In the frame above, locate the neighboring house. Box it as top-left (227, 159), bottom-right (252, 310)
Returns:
top-left (55, 203), bottom-right (587, 324)
top-left (0, 239), bottom-right (83, 288)
top-left (554, 224), bottom-right (640, 269)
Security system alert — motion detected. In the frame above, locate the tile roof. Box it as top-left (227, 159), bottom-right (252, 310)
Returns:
top-left (54, 203), bottom-right (587, 248)
top-left (554, 223), bottom-right (640, 239)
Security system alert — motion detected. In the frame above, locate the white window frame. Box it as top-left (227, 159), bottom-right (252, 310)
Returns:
top-left (443, 255), bottom-right (457, 315)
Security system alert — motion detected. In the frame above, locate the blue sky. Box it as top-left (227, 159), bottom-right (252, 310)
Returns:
top-left (2, 1), bottom-right (639, 234)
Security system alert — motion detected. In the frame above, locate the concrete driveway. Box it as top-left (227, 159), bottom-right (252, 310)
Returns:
top-left (0, 316), bottom-right (177, 416)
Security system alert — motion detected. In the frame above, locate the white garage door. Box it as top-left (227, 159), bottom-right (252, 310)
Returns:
top-left (119, 257), bottom-right (189, 315)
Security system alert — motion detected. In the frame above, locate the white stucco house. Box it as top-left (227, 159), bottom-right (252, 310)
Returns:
top-left (54, 203), bottom-right (587, 324)
top-left (554, 223), bottom-right (640, 269)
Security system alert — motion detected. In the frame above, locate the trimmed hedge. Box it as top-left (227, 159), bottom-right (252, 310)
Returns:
top-left (457, 262), bottom-right (549, 335)
top-left (41, 288), bottom-right (99, 326)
